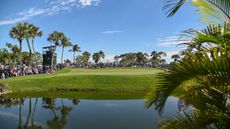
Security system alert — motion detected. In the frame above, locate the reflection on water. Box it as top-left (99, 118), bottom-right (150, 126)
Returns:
top-left (0, 96), bottom-right (189, 129)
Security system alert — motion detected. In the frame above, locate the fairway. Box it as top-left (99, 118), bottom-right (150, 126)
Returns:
top-left (0, 68), bottom-right (162, 93)
top-left (63, 68), bottom-right (162, 75)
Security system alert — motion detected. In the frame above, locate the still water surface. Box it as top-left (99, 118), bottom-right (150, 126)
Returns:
top-left (0, 97), bottom-right (186, 129)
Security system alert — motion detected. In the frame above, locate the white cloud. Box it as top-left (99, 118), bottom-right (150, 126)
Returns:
top-left (156, 36), bottom-right (180, 46)
top-left (0, 17), bottom-right (28, 25)
top-left (79, 0), bottom-right (100, 6)
top-left (0, 111), bottom-right (45, 127)
top-left (101, 30), bottom-right (124, 34)
top-left (0, 0), bottom-right (101, 26)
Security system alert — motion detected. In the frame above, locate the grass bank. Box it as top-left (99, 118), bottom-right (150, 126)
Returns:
top-left (0, 68), bottom-right (163, 93)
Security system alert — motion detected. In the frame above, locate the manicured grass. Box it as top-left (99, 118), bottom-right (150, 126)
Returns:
top-left (0, 68), bottom-right (163, 93)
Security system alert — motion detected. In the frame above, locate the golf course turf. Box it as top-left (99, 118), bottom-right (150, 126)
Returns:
top-left (0, 68), bottom-right (163, 93)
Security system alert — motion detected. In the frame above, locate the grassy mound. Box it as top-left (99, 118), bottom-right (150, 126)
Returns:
top-left (0, 68), bottom-right (163, 93)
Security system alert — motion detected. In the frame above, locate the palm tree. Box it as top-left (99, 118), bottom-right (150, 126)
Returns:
top-left (146, 47), bottom-right (230, 128)
top-left (9, 23), bottom-right (25, 52)
top-left (92, 53), bottom-right (100, 64)
top-left (99, 50), bottom-right (105, 59)
top-left (171, 54), bottom-right (180, 62)
top-left (92, 50), bottom-right (105, 64)
top-left (118, 53), bottom-right (137, 67)
top-left (69, 44), bottom-right (81, 64)
top-left (150, 1), bottom-right (230, 128)
top-left (6, 42), bottom-right (20, 65)
top-left (24, 98), bottom-right (32, 128)
top-left (146, 23), bottom-right (230, 129)
top-left (23, 22), bottom-right (33, 61)
top-left (47, 31), bottom-right (64, 69)
top-left (29, 25), bottom-right (43, 53)
top-left (160, 27), bottom-right (230, 128)
top-left (0, 48), bottom-right (10, 65)
top-left (17, 99), bottom-right (23, 129)
top-left (60, 37), bottom-right (72, 64)
top-left (150, 51), bottom-right (166, 67)
top-left (136, 52), bottom-right (149, 66)
top-left (82, 51), bottom-right (91, 67)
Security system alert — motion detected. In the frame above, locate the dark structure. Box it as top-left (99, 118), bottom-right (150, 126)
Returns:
top-left (42, 46), bottom-right (57, 67)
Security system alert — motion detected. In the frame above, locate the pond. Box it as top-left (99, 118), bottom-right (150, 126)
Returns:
top-left (0, 93), bottom-right (190, 129)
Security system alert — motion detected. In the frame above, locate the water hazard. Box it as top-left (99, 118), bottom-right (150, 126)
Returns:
top-left (0, 96), bottom-right (189, 129)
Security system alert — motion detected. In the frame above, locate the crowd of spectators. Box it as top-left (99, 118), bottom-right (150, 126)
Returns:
top-left (0, 65), bottom-right (53, 79)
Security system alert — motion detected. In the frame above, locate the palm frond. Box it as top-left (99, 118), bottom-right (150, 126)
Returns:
top-left (160, 111), bottom-right (216, 129)
top-left (163, 0), bottom-right (187, 17)
top-left (191, 0), bottom-right (230, 24)
top-left (164, 0), bottom-right (230, 24)
top-left (178, 22), bottom-right (230, 51)
top-left (146, 47), bottom-right (230, 112)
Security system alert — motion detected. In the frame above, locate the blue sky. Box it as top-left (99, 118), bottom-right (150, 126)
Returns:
top-left (0, 0), bottom-right (205, 62)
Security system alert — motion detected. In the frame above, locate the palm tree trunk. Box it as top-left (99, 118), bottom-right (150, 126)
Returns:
top-left (24, 98), bottom-right (32, 128)
top-left (18, 102), bottom-right (22, 129)
top-left (32, 38), bottom-right (36, 54)
top-left (31, 98), bottom-right (38, 126)
top-left (51, 47), bottom-right (56, 71)
top-left (32, 39), bottom-right (39, 66)
top-left (26, 37), bottom-right (32, 65)
top-left (61, 46), bottom-right (64, 64)
top-left (19, 39), bottom-right (23, 65)
top-left (73, 51), bottom-right (75, 64)
top-left (19, 39), bottom-right (22, 53)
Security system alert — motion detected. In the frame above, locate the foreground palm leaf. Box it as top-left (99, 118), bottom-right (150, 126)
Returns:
top-left (160, 111), bottom-right (215, 129)
top-left (146, 47), bottom-right (230, 108)
top-left (146, 47), bottom-right (230, 128)
top-left (178, 22), bottom-right (230, 54)
top-left (164, 0), bottom-right (230, 24)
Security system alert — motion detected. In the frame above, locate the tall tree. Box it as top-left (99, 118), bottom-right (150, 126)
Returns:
top-left (81, 51), bottom-right (91, 67)
top-left (136, 52), bottom-right (149, 66)
top-left (118, 53), bottom-right (137, 67)
top-left (92, 50), bottom-right (105, 64)
top-left (5, 42), bottom-right (20, 65)
top-left (47, 31), bottom-right (64, 69)
top-left (23, 22), bottom-right (33, 60)
top-left (0, 48), bottom-right (10, 65)
top-left (61, 37), bottom-right (72, 64)
top-left (69, 44), bottom-right (81, 64)
top-left (171, 54), bottom-right (180, 62)
top-left (9, 23), bottom-right (24, 52)
top-left (99, 50), bottom-right (105, 59)
top-left (29, 25), bottom-right (43, 53)
top-left (150, 51), bottom-right (167, 67)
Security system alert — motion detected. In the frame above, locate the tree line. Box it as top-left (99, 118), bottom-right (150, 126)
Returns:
top-left (0, 22), bottom-right (79, 67)
top-left (1, 23), bottom-right (171, 68)
top-left (72, 50), bottom-right (168, 68)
